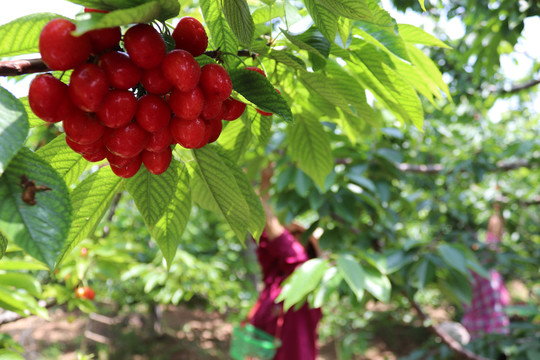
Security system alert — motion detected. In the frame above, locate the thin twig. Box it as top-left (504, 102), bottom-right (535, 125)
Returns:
top-left (405, 293), bottom-right (493, 360)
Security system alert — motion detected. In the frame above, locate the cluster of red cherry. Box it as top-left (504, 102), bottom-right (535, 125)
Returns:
top-left (28, 11), bottom-right (266, 178)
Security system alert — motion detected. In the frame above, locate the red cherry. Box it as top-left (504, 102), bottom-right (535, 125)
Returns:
top-left (135, 94), bottom-right (171, 133)
top-left (63, 110), bottom-right (106, 145)
top-left (28, 74), bottom-right (73, 123)
top-left (84, 8), bottom-right (108, 13)
top-left (170, 116), bottom-right (208, 149)
top-left (200, 98), bottom-right (223, 120)
top-left (39, 19), bottom-right (91, 70)
top-left (161, 49), bottom-right (200, 92)
top-left (169, 87), bottom-right (204, 121)
top-left (124, 24), bottom-right (166, 69)
top-left (199, 64), bottom-right (232, 102)
top-left (222, 98), bottom-right (246, 121)
top-left (141, 66), bottom-right (173, 95)
top-left (172, 17), bottom-right (208, 57)
top-left (106, 150), bottom-right (138, 168)
top-left (145, 126), bottom-right (173, 153)
top-left (110, 155), bottom-right (142, 178)
top-left (66, 135), bottom-right (105, 155)
top-left (97, 90), bottom-right (137, 128)
top-left (69, 63), bottom-right (109, 112)
top-left (98, 51), bottom-right (142, 90)
top-left (245, 66), bottom-right (266, 77)
top-left (106, 122), bottom-right (150, 158)
top-left (142, 147), bottom-right (172, 175)
top-left (87, 27), bottom-right (121, 54)
top-left (82, 148), bottom-right (107, 162)
top-left (80, 247), bottom-right (88, 256)
top-left (207, 118), bottom-right (223, 143)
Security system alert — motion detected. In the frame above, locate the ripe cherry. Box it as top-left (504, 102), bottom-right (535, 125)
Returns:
top-left (161, 49), bottom-right (200, 92)
top-left (87, 27), bottom-right (121, 54)
top-left (75, 286), bottom-right (95, 300)
top-left (124, 24), bottom-right (166, 69)
top-left (98, 51), bottom-right (142, 90)
top-left (80, 247), bottom-right (88, 257)
top-left (142, 147), bottom-right (172, 175)
top-left (170, 116), bottom-right (208, 149)
top-left (169, 87), bottom-right (204, 121)
top-left (222, 98), bottom-right (246, 121)
top-left (106, 150), bottom-right (138, 168)
top-left (97, 90), bottom-right (137, 128)
top-left (145, 126), bottom-right (173, 153)
top-left (141, 66), bottom-right (173, 95)
top-left (66, 135), bottom-right (105, 155)
top-left (28, 74), bottom-right (73, 123)
top-left (207, 118), bottom-right (223, 143)
top-left (200, 98), bottom-right (223, 120)
top-left (135, 94), bottom-right (171, 133)
top-left (63, 110), bottom-right (106, 145)
top-left (69, 63), bottom-right (109, 112)
top-left (199, 63), bottom-right (232, 101)
top-left (39, 19), bottom-right (91, 70)
top-left (106, 122), bottom-right (149, 158)
top-left (245, 66), bottom-right (266, 77)
top-left (110, 154), bottom-right (142, 178)
top-left (172, 17), bottom-right (208, 57)
top-left (82, 148), bottom-right (107, 162)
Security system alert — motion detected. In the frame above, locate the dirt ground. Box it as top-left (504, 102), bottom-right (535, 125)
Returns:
top-left (0, 304), bottom-right (415, 360)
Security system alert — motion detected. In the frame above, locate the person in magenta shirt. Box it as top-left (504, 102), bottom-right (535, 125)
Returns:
top-left (248, 165), bottom-right (322, 360)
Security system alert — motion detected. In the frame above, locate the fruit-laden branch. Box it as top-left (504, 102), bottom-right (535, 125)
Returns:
top-left (405, 294), bottom-right (493, 360)
top-left (0, 49), bottom-right (259, 77)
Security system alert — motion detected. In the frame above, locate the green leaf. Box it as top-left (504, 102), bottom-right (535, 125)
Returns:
top-left (200, 0), bottom-right (239, 56)
top-left (276, 258), bottom-right (328, 311)
top-left (303, 0), bottom-right (339, 42)
top-left (312, 266), bottom-right (343, 308)
top-left (0, 232), bottom-right (6, 260)
top-left (282, 29), bottom-right (328, 66)
top-left (337, 254), bottom-right (365, 301)
top-left (0, 13), bottom-right (62, 57)
top-left (0, 350), bottom-right (25, 360)
top-left (252, 5), bottom-right (285, 24)
top-left (36, 134), bottom-right (88, 187)
top-left (353, 22), bottom-right (410, 61)
top-left (0, 88), bottom-right (28, 176)
top-left (268, 49), bottom-right (307, 71)
top-left (316, 0), bottom-right (395, 28)
top-left (217, 116), bottom-right (253, 163)
top-left (191, 146), bottom-right (249, 243)
top-left (363, 267), bottom-right (391, 302)
top-left (223, 0), bottom-right (255, 47)
top-left (57, 166), bottom-right (121, 266)
top-left (406, 43), bottom-right (452, 100)
top-left (418, 0), bottom-right (426, 11)
top-left (0, 273), bottom-right (42, 298)
top-left (466, 257), bottom-right (490, 279)
top-left (214, 147), bottom-right (265, 240)
top-left (19, 97), bottom-right (46, 128)
top-left (437, 244), bottom-right (468, 275)
top-left (125, 163), bottom-right (178, 228)
top-left (440, 269), bottom-right (472, 305)
top-left (0, 285), bottom-right (47, 317)
top-left (398, 24), bottom-right (451, 49)
top-left (351, 42), bottom-right (424, 128)
top-left (229, 68), bottom-right (292, 122)
top-left (149, 160), bottom-right (191, 268)
top-left (0, 259), bottom-right (48, 271)
top-left (0, 148), bottom-right (71, 269)
top-left (250, 108), bottom-right (273, 146)
top-left (73, 0), bottom-right (179, 35)
top-left (288, 115), bottom-right (333, 189)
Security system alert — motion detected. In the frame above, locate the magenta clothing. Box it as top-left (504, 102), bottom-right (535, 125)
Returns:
top-left (462, 232), bottom-right (510, 338)
top-left (249, 229), bottom-right (322, 360)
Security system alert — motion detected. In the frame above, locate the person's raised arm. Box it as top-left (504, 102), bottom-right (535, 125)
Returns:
top-left (259, 163), bottom-right (284, 240)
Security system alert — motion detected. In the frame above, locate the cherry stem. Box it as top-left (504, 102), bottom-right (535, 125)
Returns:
top-left (0, 49), bottom-right (259, 77)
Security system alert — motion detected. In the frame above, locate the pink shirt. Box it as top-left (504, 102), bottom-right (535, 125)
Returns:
top-left (250, 229), bottom-right (322, 360)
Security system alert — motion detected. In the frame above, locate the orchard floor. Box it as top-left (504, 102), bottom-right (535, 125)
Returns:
top-left (1, 304), bottom-right (429, 360)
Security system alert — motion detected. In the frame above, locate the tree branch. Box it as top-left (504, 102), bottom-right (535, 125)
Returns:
top-left (405, 294), bottom-right (493, 360)
top-left (0, 50), bottom-right (259, 77)
top-left (397, 159), bottom-right (536, 174)
top-left (0, 58), bottom-right (50, 76)
top-left (502, 78), bottom-right (540, 94)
